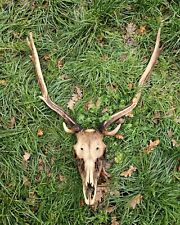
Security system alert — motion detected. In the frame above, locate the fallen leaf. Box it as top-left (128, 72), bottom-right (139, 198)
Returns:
top-left (7, 116), bottom-right (16, 128)
top-left (80, 198), bottom-right (85, 206)
top-left (60, 74), bottom-right (70, 80)
top-left (67, 86), bottom-right (82, 110)
top-left (43, 54), bottom-right (50, 61)
top-left (126, 23), bottom-right (137, 36)
top-left (125, 111), bottom-right (134, 118)
top-left (56, 58), bottom-right (64, 68)
top-left (23, 152), bottom-right (31, 161)
top-left (167, 129), bottom-right (173, 138)
top-left (111, 217), bottom-right (119, 225)
top-left (165, 107), bottom-right (176, 117)
top-left (144, 139), bottom-right (160, 154)
top-left (23, 176), bottom-right (31, 187)
top-left (101, 54), bottom-right (109, 61)
top-left (152, 111), bottom-right (161, 124)
top-left (95, 98), bottom-right (101, 108)
top-left (58, 175), bottom-right (66, 182)
top-left (85, 100), bottom-right (95, 110)
top-left (0, 80), bottom-right (7, 85)
top-left (102, 107), bottom-right (109, 113)
top-left (38, 158), bottom-right (44, 172)
top-left (115, 134), bottom-right (124, 140)
top-left (37, 128), bottom-right (43, 136)
top-left (106, 206), bottom-right (116, 213)
top-left (128, 83), bottom-right (133, 90)
top-left (172, 139), bottom-right (180, 147)
top-left (129, 193), bottom-right (143, 209)
top-left (138, 25), bottom-right (146, 34)
top-left (91, 184), bottom-right (108, 210)
top-left (120, 165), bottom-right (137, 177)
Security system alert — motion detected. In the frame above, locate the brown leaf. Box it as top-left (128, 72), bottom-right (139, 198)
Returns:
top-left (106, 206), bottom-right (116, 213)
top-left (102, 107), bottom-right (109, 113)
top-left (165, 107), bottom-right (176, 117)
top-left (115, 134), bottom-right (124, 140)
top-left (43, 54), bottom-right (50, 61)
top-left (56, 58), bottom-right (64, 68)
top-left (37, 128), bottom-right (43, 136)
top-left (172, 139), bottom-right (180, 147)
top-left (91, 184), bottom-right (108, 210)
top-left (128, 83), bottom-right (133, 90)
top-left (23, 176), bottom-right (31, 187)
top-left (167, 129), bottom-right (173, 138)
top-left (23, 152), bottom-right (31, 161)
top-left (138, 26), bottom-right (146, 34)
top-left (7, 116), bottom-right (16, 128)
top-left (67, 86), bottom-right (82, 110)
top-left (111, 217), bottom-right (119, 225)
top-left (101, 54), bottom-right (109, 61)
top-left (144, 139), bottom-right (160, 154)
top-left (85, 100), bottom-right (95, 111)
top-left (60, 74), bottom-right (70, 80)
top-left (129, 193), bottom-right (143, 209)
top-left (120, 165), bottom-right (137, 177)
top-left (0, 80), bottom-right (7, 85)
top-left (58, 175), bottom-right (66, 182)
top-left (95, 98), bottom-right (101, 108)
top-left (80, 198), bottom-right (85, 206)
top-left (152, 111), bottom-right (161, 124)
top-left (126, 23), bottom-right (137, 36)
top-left (38, 158), bottom-right (44, 172)
top-left (125, 111), bottom-right (134, 118)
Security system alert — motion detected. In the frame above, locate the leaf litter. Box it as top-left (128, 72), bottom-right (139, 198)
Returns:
top-left (67, 86), bottom-right (82, 110)
top-left (144, 139), bottom-right (160, 154)
top-left (128, 193), bottom-right (143, 209)
top-left (120, 165), bottom-right (137, 177)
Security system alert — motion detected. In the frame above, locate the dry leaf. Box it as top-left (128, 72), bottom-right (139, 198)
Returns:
top-left (23, 152), bottom-right (31, 161)
top-left (101, 54), bottom-right (109, 61)
top-left (138, 26), bottom-right (146, 34)
top-left (126, 23), bottom-right (137, 36)
top-left (7, 116), bottom-right (16, 128)
top-left (128, 83), bottom-right (133, 90)
top-left (106, 206), bottom-right (116, 213)
top-left (165, 107), bottom-right (176, 117)
top-left (58, 175), bottom-right (66, 182)
top-left (37, 128), bottom-right (43, 136)
top-left (80, 198), bottom-right (85, 206)
top-left (111, 217), bottom-right (119, 225)
top-left (91, 184), bottom-right (108, 210)
top-left (102, 107), bottom-right (109, 113)
top-left (85, 100), bottom-right (95, 110)
top-left (144, 139), bottom-right (160, 154)
top-left (129, 193), bottom-right (143, 209)
top-left (167, 130), bottom-right (173, 138)
top-left (38, 158), bottom-right (44, 172)
top-left (67, 86), bottom-right (82, 110)
top-left (172, 139), bottom-right (180, 147)
top-left (56, 58), bottom-right (64, 68)
top-left (115, 134), bottom-right (124, 140)
top-left (23, 176), bottom-right (31, 187)
top-left (120, 165), bottom-right (137, 177)
top-left (96, 98), bottom-right (101, 108)
top-left (43, 54), bottom-right (50, 61)
top-left (0, 80), bottom-right (7, 85)
top-left (125, 111), bottom-right (134, 118)
top-left (152, 111), bottom-right (161, 124)
top-left (60, 74), bottom-right (70, 80)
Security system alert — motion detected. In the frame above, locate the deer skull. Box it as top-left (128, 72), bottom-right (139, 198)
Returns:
top-left (27, 28), bottom-right (161, 205)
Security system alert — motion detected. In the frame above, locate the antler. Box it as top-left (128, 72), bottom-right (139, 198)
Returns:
top-left (27, 33), bottom-right (82, 132)
top-left (100, 28), bottom-right (161, 136)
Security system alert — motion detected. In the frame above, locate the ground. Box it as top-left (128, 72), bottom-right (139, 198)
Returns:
top-left (0, 0), bottom-right (179, 225)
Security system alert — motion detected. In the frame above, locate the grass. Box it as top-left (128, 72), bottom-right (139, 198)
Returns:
top-left (0, 0), bottom-right (179, 224)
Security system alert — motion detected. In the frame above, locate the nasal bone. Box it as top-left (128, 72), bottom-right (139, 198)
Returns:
top-left (85, 161), bottom-right (94, 186)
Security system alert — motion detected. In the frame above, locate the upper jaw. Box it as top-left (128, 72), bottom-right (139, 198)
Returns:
top-left (83, 182), bottom-right (97, 205)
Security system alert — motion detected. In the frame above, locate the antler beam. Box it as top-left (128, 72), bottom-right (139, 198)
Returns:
top-left (100, 28), bottom-right (161, 135)
top-left (27, 33), bottom-right (82, 132)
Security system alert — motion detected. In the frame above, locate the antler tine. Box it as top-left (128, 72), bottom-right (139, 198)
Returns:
top-left (27, 33), bottom-right (82, 132)
top-left (100, 28), bottom-right (161, 135)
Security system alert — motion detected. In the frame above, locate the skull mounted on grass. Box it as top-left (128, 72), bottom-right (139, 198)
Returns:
top-left (27, 28), bottom-right (161, 205)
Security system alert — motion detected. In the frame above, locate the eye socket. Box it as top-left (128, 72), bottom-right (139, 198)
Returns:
top-left (80, 147), bottom-right (83, 151)
top-left (96, 147), bottom-right (99, 150)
